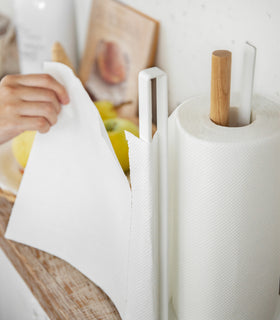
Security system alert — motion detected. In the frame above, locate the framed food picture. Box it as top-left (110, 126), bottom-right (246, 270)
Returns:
top-left (79, 0), bottom-right (159, 118)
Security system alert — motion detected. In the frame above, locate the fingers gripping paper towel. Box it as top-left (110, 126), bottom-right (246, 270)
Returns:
top-left (169, 95), bottom-right (280, 320)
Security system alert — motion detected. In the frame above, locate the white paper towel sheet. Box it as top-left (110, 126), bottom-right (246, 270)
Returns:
top-left (169, 95), bottom-right (280, 320)
top-left (126, 131), bottom-right (158, 319)
top-left (5, 63), bottom-right (157, 320)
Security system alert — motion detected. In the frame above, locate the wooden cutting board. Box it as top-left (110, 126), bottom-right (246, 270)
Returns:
top-left (0, 196), bottom-right (121, 320)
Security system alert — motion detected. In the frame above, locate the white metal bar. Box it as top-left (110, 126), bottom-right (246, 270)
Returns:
top-left (139, 67), bottom-right (169, 320)
top-left (239, 42), bottom-right (257, 126)
top-left (139, 70), bottom-right (153, 143)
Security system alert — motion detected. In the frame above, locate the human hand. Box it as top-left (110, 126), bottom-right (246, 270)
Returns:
top-left (0, 73), bottom-right (69, 144)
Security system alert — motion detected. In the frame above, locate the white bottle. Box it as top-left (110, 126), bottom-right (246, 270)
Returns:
top-left (14, 0), bottom-right (77, 74)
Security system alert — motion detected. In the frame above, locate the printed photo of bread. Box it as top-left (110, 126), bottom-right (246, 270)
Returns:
top-left (86, 39), bottom-right (129, 108)
top-left (96, 40), bottom-right (127, 85)
top-left (79, 0), bottom-right (159, 118)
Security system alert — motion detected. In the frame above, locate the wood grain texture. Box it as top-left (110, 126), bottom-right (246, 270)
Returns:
top-left (0, 188), bottom-right (16, 203)
top-left (0, 197), bottom-right (121, 320)
top-left (210, 50), bottom-right (232, 126)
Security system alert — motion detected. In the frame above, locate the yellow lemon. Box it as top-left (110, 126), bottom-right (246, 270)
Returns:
top-left (12, 131), bottom-right (36, 168)
top-left (104, 118), bottom-right (139, 172)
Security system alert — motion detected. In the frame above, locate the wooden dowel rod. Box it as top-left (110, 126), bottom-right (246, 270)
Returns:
top-left (210, 50), bottom-right (232, 126)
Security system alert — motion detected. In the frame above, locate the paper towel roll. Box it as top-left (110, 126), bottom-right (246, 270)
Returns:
top-left (169, 95), bottom-right (280, 320)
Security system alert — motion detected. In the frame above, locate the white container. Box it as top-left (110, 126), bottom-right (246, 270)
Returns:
top-left (14, 0), bottom-right (77, 74)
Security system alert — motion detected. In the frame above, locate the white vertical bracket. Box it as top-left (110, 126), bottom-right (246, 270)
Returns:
top-left (139, 67), bottom-right (169, 320)
top-left (239, 42), bottom-right (257, 126)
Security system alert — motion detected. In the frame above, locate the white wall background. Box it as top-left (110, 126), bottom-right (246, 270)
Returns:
top-left (121, 0), bottom-right (280, 111)
top-left (0, 1), bottom-right (280, 319)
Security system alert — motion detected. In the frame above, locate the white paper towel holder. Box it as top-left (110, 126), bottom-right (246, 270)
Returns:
top-left (138, 67), bottom-right (169, 320)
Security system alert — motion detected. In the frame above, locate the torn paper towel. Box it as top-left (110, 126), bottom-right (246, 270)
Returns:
top-left (125, 131), bottom-right (158, 319)
top-left (5, 62), bottom-right (157, 320)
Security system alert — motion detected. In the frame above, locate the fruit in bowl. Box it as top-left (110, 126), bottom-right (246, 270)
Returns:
top-left (12, 131), bottom-right (36, 171)
top-left (11, 116), bottom-right (139, 174)
top-left (94, 100), bottom-right (117, 120)
top-left (104, 118), bottom-right (139, 173)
